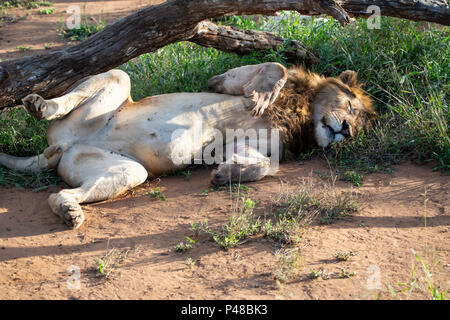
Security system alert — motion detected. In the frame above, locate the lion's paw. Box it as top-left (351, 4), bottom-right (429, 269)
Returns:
top-left (22, 94), bottom-right (49, 120)
top-left (243, 91), bottom-right (271, 117)
top-left (48, 194), bottom-right (85, 229)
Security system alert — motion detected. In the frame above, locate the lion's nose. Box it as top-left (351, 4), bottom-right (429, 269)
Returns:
top-left (341, 120), bottom-right (351, 138)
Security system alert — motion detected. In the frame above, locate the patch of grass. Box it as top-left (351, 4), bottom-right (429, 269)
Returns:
top-left (1, 1), bottom-right (51, 9)
top-left (120, 41), bottom-right (275, 101)
top-left (342, 170), bottom-right (363, 187)
top-left (174, 237), bottom-right (196, 253)
top-left (0, 107), bottom-right (49, 156)
top-left (263, 188), bottom-right (316, 245)
top-left (59, 17), bottom-right (105, 41)
top-left (95, 246), bottom-right (132, 279)
top-left (338, 268), bottom-right (357, 279)
top-left (36, 6), bottom-right (54, 14)
top-left (147, 187), bottom-right (166, 201)
top-left (333, 251), bottom-right (356, 262)
top-left (0, 167), bottom-right (61, 190)
top-left (191, 197), bottom-right (261, 250)
top-left (15, 45), bottom-right (31, 51)
top-left (186, 257), bottom-right (196, 268)
top-left (308, 268), bottom-right (324, 280)
top-left (273, 248), bottom-right (302, 283)
top-left (211, 197), bottom-right (261, 250)
top-left (387, 249), bottom-right (447, 300)
top-left (316, 191), bottom-right (359, 225)
top-left (0, 108), bottom-right (60, 189)
top-left (200, 183), bottom-right (253, 197)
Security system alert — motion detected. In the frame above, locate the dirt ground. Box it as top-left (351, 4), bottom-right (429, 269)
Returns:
top-left (0, 1), bottom-right (449, 300)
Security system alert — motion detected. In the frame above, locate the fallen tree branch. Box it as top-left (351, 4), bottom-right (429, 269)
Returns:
top-left (340, 0), bottom-right (450, 26)
top-left (190, 20), bottom-right (318, 63)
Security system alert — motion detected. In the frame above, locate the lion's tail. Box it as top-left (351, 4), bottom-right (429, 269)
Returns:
top-left (0, 144), bottom-right (64, 173)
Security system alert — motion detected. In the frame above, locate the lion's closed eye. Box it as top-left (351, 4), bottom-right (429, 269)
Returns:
top-left (347, 101), bottom-right (356, 115)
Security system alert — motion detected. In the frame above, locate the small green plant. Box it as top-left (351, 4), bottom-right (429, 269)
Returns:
top-left (36, 7), bottom-right (55, 14)
top-left (181, 170), bottom-right (191, 180)
top-left (44, 42), bottom-right (52, 49)
top-left (147, 187), bottom-right (165, 201)
top-left (338, 268), bottom-right (357, 278)
top-left (186, 257), bottom-right (196, 268)
top-left (200, 183), bottom-right (253, 197)
top-left (174, 237), bottom-right (196, 253)
top-left (1, 1), bottom-right (51, 9)
top-left (193, 197), bottom-right (260, 250)
top-left (273, 249), bottom-right (302, 283)
top-left (213, 213), bottom-right (261, 250)
top-left (342, 170), bottom-right (363, 187)
top-left (190, 219), bottom-right (212, 237)
top-left (263, 188), bottom-right (316, 245)
top-left (16, 45), bottom-right (31, 51)
top-left (317, 193), bottom-right (359, 225)
top-left (308, 269), bottom-right (324, 280)
top-left (60, 17), bottom-right (105, 41)
top-left (388, 250), bottom-right (447, 300)
top-left (334, 251), bottom-right (356, 262)
top-left (95, 247), bottom-right (130, 279)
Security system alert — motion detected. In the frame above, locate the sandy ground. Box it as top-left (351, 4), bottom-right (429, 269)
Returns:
top-left (0, 161), bottom-right (448, 300)
top-left (0, 1), bottom-right (449, 300)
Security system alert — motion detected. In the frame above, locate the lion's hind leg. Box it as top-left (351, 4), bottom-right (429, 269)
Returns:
top-left (22, 69), bottom-right (131, 121)
top-left (49, 144), bottom-right (148, 228)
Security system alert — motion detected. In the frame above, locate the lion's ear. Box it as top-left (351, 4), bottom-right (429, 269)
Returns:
top-left (339, 70), bottom-right (358, 87)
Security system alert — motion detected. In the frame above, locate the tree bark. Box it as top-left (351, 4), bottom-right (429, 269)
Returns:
top-left (190, 21), bottom-right (318, 63)
top-left (340, 0), bottom-right (450, 25)
top-left (0, 0), bottom-right (448, 110)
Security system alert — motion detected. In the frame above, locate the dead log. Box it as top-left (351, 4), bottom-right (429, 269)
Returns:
top-left (190, 21), bottom-right (318, 63)
top-left (340, 0), bottom-right (450, 26)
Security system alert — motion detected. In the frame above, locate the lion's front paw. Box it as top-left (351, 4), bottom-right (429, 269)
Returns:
top-left (244, 91), bottom-right (271, 117)
top-left (22, 94), bottom-right (49, 120)
top-left (48, 194), bottom-right (85, 229)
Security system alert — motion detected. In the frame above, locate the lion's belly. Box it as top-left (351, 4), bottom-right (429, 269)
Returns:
top-left (90, 92), bottom-right (270, 175)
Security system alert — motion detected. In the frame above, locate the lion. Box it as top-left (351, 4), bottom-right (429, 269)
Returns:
top-left (0, 62), bottom-right (374, 228)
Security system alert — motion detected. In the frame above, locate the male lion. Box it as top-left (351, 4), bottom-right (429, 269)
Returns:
top-left (0, 62), bottom-right (374, 228)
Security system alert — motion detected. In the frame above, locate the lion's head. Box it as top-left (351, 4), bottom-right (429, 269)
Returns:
top-left (310, 70), bottom-right (375, 148)
top-left (266, 67), bottom-right (375, 151)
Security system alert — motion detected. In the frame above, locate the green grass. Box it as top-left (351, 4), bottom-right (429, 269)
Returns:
top-left (36, 6), bottom-right (54, 15)
top-left (15, 45), bottom-right (31, 51)
top-left (387, 249), bottom-right (447, 300)
top-left (211, 197), bottom-right (261, 250)
top-left (174, 237), bottom-right (196, 253)
top-left (59, 17), bottom-right (105, 41)
top-left (263, 189), bottom-right (316, 245)
top-left (0, 14), bottom-right (448, 189)
top-left (147, 187), bottom-right (166, 201)
top-left (189, 181), bottom-right (358, 252)
top-left (1, 1), bottom-right (52, 9)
